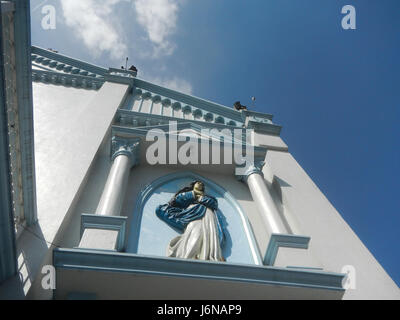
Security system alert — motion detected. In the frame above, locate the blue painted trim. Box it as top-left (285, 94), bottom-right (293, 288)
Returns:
top-left (31, 46), bottom-right (108, 77)
top-left (111, 136), bottom-right (141, 168)
top-left (264, 234), bottom-right (311, 266)
top-left (30, 49), bottom-right (283, 133)
top-left (32, 69), bottom-right (104, 90)
top-left (117, 109), bottom-right (243, 129)
top-left (287, 266), bottom-right (324, 271)
top-left (30, 48), bottom-right (283, 133)
top-left (0, 4), bottom-right (17, 283)
top-left (12, 0), bottom-right (37, 225)
top-left (111, 124), bottom-right (269, 160)
top-left (129, 171), bottom-right (263, 265)
top-left (115, 119), bottom-right (242, 140)
top-left (236, 159), bottom-right (266, 182)
top-left (80, 214), bottom-right (127, 252)
top-left (53, 248), bottom-right (345, 291)
top-left (134, 78), bottom-right (244, 122)
top-left (129, 81), bottom-right (283, 133)
top-left (242, 109), bottom-right (274, 121)
top-left (247, 120), bottom-right (282, 136)
top-left (124, 89), bottom-right (240, 127)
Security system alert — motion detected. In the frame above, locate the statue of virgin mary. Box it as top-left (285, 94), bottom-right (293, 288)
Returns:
top-left (156, 181), bottom-right (225, 262)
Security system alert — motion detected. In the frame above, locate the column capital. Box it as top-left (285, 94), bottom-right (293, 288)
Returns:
top-left (111, 136), bottom-right (140, 168)
top-left (235, 159), bottom-right (265, 183)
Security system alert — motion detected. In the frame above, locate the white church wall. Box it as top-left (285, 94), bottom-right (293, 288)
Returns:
top-left (25, 83), bottom-right (398, 299)
top-left (263, 145), bottom-right (400, 299)
top-left (20, 81), bottom-right (129, 299)
top-left (253, 131), bottom-right (288, 151)
top-left (58, 130), bottom-right (275, 267)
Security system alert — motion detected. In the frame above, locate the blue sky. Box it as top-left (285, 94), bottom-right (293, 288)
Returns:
top-left (30, 0), bottom-right (399, 286)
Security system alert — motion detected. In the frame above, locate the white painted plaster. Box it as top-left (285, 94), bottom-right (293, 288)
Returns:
top-left (16, 81), bottom-right (129, 299)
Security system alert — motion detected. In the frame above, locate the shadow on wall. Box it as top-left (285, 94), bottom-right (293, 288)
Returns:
top-left (0, 223), bottom-right (49, 299)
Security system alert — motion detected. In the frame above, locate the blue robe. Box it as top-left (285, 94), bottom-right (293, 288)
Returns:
top-left (156, 191), bottom-right (225, 247)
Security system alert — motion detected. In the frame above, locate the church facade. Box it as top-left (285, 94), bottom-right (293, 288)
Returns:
top-left (0, 0), bottom-right (399, 300)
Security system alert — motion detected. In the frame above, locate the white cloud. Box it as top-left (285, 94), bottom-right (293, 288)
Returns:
top-left (145, 75), bottom-right (193, 95)
top-left (60, 0), bottom-right (127, 61)
top-left (59, 0), bottom-right (190, 90)
top-left (134, 0), bottom-right (180, 56)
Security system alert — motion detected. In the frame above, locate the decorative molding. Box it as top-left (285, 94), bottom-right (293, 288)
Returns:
top-left (116, 109), bottom-right (241, 130)
top-left (242, 109), bottom-right (274, 122)
top-left (241, 108), bottom-right (282, 135)
top-left (134, 78), bottom-right (245, 123)
top-left (111, 123), bottom-right (269, 161)
top-left (127, 90), bottom-right (241, 128)
top-left (53, 248), bottom-right (345, 292)
top-left (129, 171), bottom-right (263, 265)
top-left (32, 69), bottom-right (104, 90)
top-left (246, 120), bottom-right (282, 136)
top-left (31, 46), bottom-right (107, 78)
top-left (30, 47), bottom-right (283, 135)
top-left (80, 214), bottom-right (127, 252)
top-left (29, 46), bottom-right (283, 134)
top-left (111, 136), bottom-right (141, 167)
top-left (264, 233), bottom-right (311, 266)
top-left (236, 159), bottom-right (266, 183)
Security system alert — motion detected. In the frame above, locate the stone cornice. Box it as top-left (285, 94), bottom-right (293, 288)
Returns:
top-left (30, 47), bottom-right (283, 134)
top-left (134, 78), bottom-right (244, 122)
top-left (112, 124), bottom-right (268, 159)
top-left (31, 46), bottom-right (107, 78)
top-left (116, 109), bottom-right (242, 129)
top-left (53, 248), bottom-right (345, 292)
top-left (32, 69), bottom-right (104, 90)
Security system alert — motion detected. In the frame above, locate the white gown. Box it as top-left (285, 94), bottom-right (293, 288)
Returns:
top-left (167, 203), bottom-right (224, 262)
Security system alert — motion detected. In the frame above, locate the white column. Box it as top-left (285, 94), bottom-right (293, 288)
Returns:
top-left (238, 161), bottom-right (312, 266)
top-left (79, 136), bottom-right (140, 250)
top-left (96, 137), bottom-right (140, 216)
top-left (238, 162), bottom-right (288, 235)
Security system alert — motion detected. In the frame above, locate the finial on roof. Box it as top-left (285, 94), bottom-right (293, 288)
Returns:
top-left (251, 96), bottom-right (256, 108)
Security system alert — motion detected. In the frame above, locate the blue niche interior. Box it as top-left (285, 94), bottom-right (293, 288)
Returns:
top-left (126, 172), bottom-right (262, 265)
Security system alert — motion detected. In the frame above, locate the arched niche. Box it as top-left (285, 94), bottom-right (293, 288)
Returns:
top-left (126, 172), bottom-right (262, 265)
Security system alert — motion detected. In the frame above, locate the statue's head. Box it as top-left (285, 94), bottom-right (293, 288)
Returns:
top-left (169, 180), bottom-right (206, 206)
top-left (193, 181), bottom-right (205, 193)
